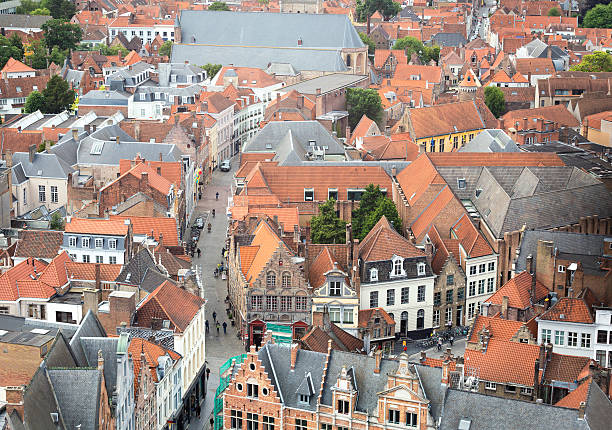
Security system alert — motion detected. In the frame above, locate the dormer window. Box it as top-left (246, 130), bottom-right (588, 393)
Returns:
top-left (370, 268), bottom-right (378, 282)
top-left (417, 262), bottom-right (426, 276)
top-left (337, 399), bottom-right (350, 414)
top-left (298, 394), bottom-right (309, 403)
top-left (329, 281), bottom-right (341, 296)
top-left (391, 256), bottom-right (404, 277)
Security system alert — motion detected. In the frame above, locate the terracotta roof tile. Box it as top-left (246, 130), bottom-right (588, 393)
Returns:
top-left (1, 57), bottom-right (35, 74)
top-left (349, 114), bottom-right (378, 146)
top-left (241, 221), bottom-right (290, 285)
top-left (468, 314), bottom-right (525, 343)
top-left (119, 158), bottom-right (182, 187)
top-left (407, 101), bottom-right (486, 139)
top-left (411, 186), bottom-right (456, 239)
top-left (0, 258), bottom-right (48, 301)
top-left (501, 105), bottom-right (580, 129)
top-left (14, 279), bottom-right (56, 299)
top-left (545, 354), bottom-right (592, 384)
top-left (420, 357), bottom-right (457, 371)
top-left (374, 49), bottom-right (407, 69)
top-left (485, 271), bottom-right (549, 309)
top-left (38, 252), bottom-right (71, 287)
top-left (396, 153), bottom-right (446, 206)
top-left (450, 213), bottom-right (493, 258)
top-left (14, 230), bottom-right (63, 260)
top-left (538, 297), bottom-right (594, 324)
top-left (66, 218), bottom-right (129, 236)
top-left (65, 262), bottom-right (122, 281)
top-left (308, 247), bottom-right (338, 289)
top-left (555, 378), bottom-right (591, 409)
top-left (358, 307), bottom-right (395, 327)
top-left (110, 215), bottom-right (179, 247)
top-left (360, 216), bottom-right (425, 262)
top-left (490, 69), bottom-right (513, 83)
top-left (459, 68), bottom-right (481, 88)
top-left (231, 207), bottom-right (299, 232)
top-left (393, 64), bottom-right (442, 83)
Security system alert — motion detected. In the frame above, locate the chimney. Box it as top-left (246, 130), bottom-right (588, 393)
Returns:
top-left (158, 233), bottom-right (163, 246)
top-left (28, 144), bottom-right (36, 163)
top-left (526, 254), bottom-right (533, 274)
top-left (85, 124), bottom-right (91, 134)
top-left (498, 118), bottom-right (505, 130)
top-left (140, 171), bottom-right (148, 188)
top-left (346, 223), bottom-right (353, 266)
top-left (95, 263), bottom-right (101, 290)
top-left (391, 166), bottom-right (397, 177)
top-left (97, 349), bottom-right (104, 371)
top-left (345, 126), bottom-right (351, 143)
top-left (419, 143), bottom-right (426, 154)
top-left (72, 128), bottom-right (79, 142)
top-left (297, 95), bottom-right (304, 109)
top-left (578, 402), bottom-right (586, 419)
top-left (502, 296), bottom-right (509, 319)
top-left (531, 267), bottom-right (537, 303)
top-left (5, 386), bottom-right (25, 420)
top-left (276, 92), bottom-right (280, 103)
top-left (374, 349), bottom-right (382, 374)
top-left (4, 150), bottom-right (12, 168)
top-left (534, 358), bottom-right (540, 394)
top-left (83, 288), bottom-right (101, 316)
top-left (441, 356), bottom-right (451, 385)
top-left (290, 342), bottom-right (299, 370)
top-left (315, 88), bottom-right (321, 96)
top-left (420, 351), bottom-right (427, 363)
top-left (523, 117), bottom-right (529, 131)
top-left (297, 37), bottom-right (302, 46)
top-left (159, 152), bottom-right (163, 161)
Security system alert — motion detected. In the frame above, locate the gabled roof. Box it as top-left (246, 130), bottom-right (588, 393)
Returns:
top-left (490, 69), bottom-right (513, 83)
top-left (65, 261), bottom-right (122, 281)
top-left (450, 213), bottom-right (493, 258)
top-left (14, 230), bottom-right (63, 260)
top-left (468, 314), bottom-right (525, 344)
top-left (1, 57), bottom-right (35, 74)
top-left (65, 218), bottom-right (129, 236)
top-left (110, 215), bottom-right (179, 246)
top-left (555, 378), bottom-right (591, 409)
top-left (538, 297), bottom-right (594, 324)
top-left (240, 221), bottom-right (291, 285)
top-left (104, 162), bottom-right (173, 195)
top-left (459, 68), bottom-right (481, 87)
top-left (308, 247), bottom-right (341, 289)
top-left (128, 337), bottom-right (180, 393)
top-left (135, 280), bottom-right (205, 333)
top-left (407, 101), bottom-right (486, 139)
top-left (485, 271), bottom-right (548, 309)
top-left (349, 114), bottom-right (378, 146)
top-left (544, 353), bottom-right (592, 385)
top-left (359, 216), bottom-right (425, 262)
top-left (358, 307), bottom-right (395, 327)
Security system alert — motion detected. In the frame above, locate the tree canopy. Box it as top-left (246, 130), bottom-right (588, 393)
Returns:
top-left (356, 0), bottom-right (401, 22)
top-left (547, 7), bottom-right (561, 16)
top-left (583, 2), bottom-right (612, 28)
top-left (0, 34), bottom-right (24, 69)
top-left (42, 19), bottom-right (82, 53)
top-left (42, 75), bottom-right (75, 113)
top-left (392, 37), bottom-right (440, 63)
top-left (208, 1), bottom-right (230, 10)
top-left (200, 63), bottom-right (223, 79)
top-left (346, 88), bottom-right (383, 129)
top-left (311, 199), bottom-right (347, 244)
top-left (48, 0), bottom-right (76, 20)
top-left (49, 212), bottom-right (65, 230)
top-left (159, 41), bottom-right (173, 57)
top-left (570, 51), bottom-right (612, 72)
top-left (359, 32), bottom-right (376, 55)
top-left (484, 86), bottom-right (505, 118)
top-left (351, 184), bottom-right (401, 240)
top-left (24, 91), bottom-right (46, 114)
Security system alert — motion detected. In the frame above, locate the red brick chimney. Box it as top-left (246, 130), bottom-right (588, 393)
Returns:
top-left (95, 263), bottom-right (101, 290)
top-left (290, 342), bottom-right (299, 370)
top-left (374, 349), bottom-right (382, 374)
top-left (5, 386), bottom-right (25, 420)
top-left (502, 296), bottom-right (509, 319)
top-left (345, 126), bottom-right (351, 143)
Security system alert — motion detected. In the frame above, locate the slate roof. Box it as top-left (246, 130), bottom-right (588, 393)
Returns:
top-left (0, 14), bottom-right (52, 29)
top-left (458, 129), bottom-right (520, 153)
top-left (117, 326), bottom-right (175, 350)
top-left (47, 368), bottom-right (101, 430)
top-left (116, 247), bottom-right (163, 287)
top-left (280, 74), bottom-right (367, 95)
top-left (77, 336), bottom-right (119, 404)
top-left (14, 230), bottom-right (63, 260)
top-left (431, 32), bottom-right (467, 47)
top-left (11, 152), bottom-right (74, 180)
top-left (68, 310), bottom-right (108, 367)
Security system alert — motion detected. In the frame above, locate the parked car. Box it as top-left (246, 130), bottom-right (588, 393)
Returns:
top-left (220, 160), bottom-right (231, 171)
top-left (195, 217), bottom-right (204, 229)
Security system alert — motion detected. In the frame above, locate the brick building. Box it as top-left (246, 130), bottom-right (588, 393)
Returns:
top-left (357, 307), bottom-right (396, 353)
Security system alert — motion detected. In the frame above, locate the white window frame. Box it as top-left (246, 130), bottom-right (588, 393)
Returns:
top-left (370, 268), bottom-right (378, 282)
top-left (95, 238), bottom-right (103, 248)
top-left (109, 239), bottom-right (117, 249)
top-left (485, 381), bottom-right (497, 390)
top-left (417, 262), bottom-right (426, 276)
top-left (304, 188), bottom-right (314, 201)
top-left (391, 256), bottom-right (404, 277)
top-left (69, 236), bottom-right (77, 247)
top-left (82, 237), bottom-right (90, 248)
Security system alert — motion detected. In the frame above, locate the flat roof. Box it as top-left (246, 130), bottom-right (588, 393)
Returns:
top-left (49, 292), bottom-right (82, 305)
top-left (0, 329), bottom-right (54, 347)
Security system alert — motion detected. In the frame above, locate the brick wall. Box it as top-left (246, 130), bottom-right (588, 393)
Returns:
top-left (99, 171), bottom-right (169, 217)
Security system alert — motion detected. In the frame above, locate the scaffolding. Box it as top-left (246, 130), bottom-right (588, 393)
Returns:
top-left (214, 353), bottom-right (247, 430)
top-left (265, 323), bottom-right (293, 344)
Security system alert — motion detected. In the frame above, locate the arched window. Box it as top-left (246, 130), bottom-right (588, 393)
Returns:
top-left (400, 311), bottom-right (409, 336)
top-left (388, 312), bottom-right (394, 322)
top-left (370, 268), bottom-right (378, 282)
top-left (346, 55), bottom-right (351, 67)
top-left (266, 272), bottom-right (276, 288)
top-left (393, 258), bottom-right (403, 276)
top-left (282, 272), bottom-right (291, 288)
top-left (417, 309), bottom-right (425, 330)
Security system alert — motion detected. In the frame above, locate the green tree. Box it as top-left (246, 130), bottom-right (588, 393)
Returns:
top-left (346, 88), bottom-right (383, 129)
top-left (49, 46), bottom-right (68, 66)
top-left (570, 51), bottom-right (612, 72)
top-left (351, 184), bottom-right (401, 240)
top-left (200, 63), bottom-right (222, 79)
top-left (42, 19), bottom-right (82, 53)
top-left (49, 212), bottom-right (65, 230)
top-left (17, 0), bottom-right (49, 14)
top-left (28, 40), bottom-right (50, 69)
top-left (23, 91), bottom-right (46, 113)
top-left (547, 7), bottom-right (561, 16)
top-left (311, 199), bottom-right (346, 244)
top-left (42, 75), bottom-right (75, 113)
top-left (208, 1), bottom-right (230, 10)
top-left (8, 33), bottom-right (23, 53)
top-left (32, 8), bottom-right (51, 15)
top-left (359, 32), bottom-right (376, 55)
top-left (392, 36), bottom-right (440, 63)
top-left (0, 35), bottom-right (24, 69)
top-left (99, 44), bottom-right (129, 57)
top-left (356, 0), bottom-right (401, 22)
top-left (583, 2), bottom-right (612, 28)
top-left (159, 40), bottom-right (173, 57)
top-left (48, 0), bottom-right (76, 20)
top-left (362, 198), bottom-right (402, 239)
top-left (484, 86), bottom-right (505, 118)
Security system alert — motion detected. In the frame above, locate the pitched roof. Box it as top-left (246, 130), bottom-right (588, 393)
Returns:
top-left (240, 221), bottom-right (290, 285)
top-left (110, 215), bottom-right (179, 246)
top-left (501, 105), bottom-right (580, 129)
top-left (14, 230), bottom-right (63, 260)
top-left (358, 307), bottom-right (395, 327)
top-left (450, 213), bottom-right (492, 258)
top-left (468, 315), bottom-right (525, 344)
top-left (128, 337), bottom-right (180, 393)
top-left (349, 114), bottom-right (378, 146)
top-left (544, 354), bottom-right (592, 384)
top-left (407, 101), bottom-right (486, 139)
top-left (308, 247), bottom-right (339, 289)
top-left (490, 69), bottom-right (513, 83)
top-left (538, 297), bottom-right (594, 324)
top-left (373, 49), bottom-right (407, 69)
top-left (410, 186), bottom-right (457, 239)
top-left (555, 378), bottom-right (591, 409)
top-left (107, 162), bottom-right (173, 195)
top-left (485, 271), bottom-right (548, 309)
top-left (65, 218), bottom-right (129, 236)
top-left (65, 262), bottom-right (123, 281)
top-left (135, 280), bottom-right (205, 332)
top-left (359, 216), bottom-right (425, 262)
top-left (426, 152), bottom-right (565, 167)
top-left (1, 57), bottom-right (35, 74)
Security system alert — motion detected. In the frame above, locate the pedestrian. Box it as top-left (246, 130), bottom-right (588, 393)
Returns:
top-left (196, 404), bottom-right (201, 418)
top-left (197, 248), bottom-right (201, 258)
top-left (210, 417), bottom-right (214, 429)
top-left (216, 192), bottom-right (219, 200)
top-left (223, 321), bottom-right (227, 334)
top-left (206, 367), bottom-right (210, 380)
top-left (216, 322), bottom-right (220, 335)
top-left (221, 247), bottom-right (226, 257)
top-left (205, 319), bottom-right (209, 333)
top-left (212, 311), bottom-right (217, 322)
top-left (449, 335), bottom-right (454, 347)
top-left (437, 337), bottom-right (442, 351)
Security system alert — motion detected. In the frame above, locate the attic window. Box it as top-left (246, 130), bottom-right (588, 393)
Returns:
top-left (298, 394), bottom-right (309, 403)
top-left (475, 188), bottom-right (482, 198)
top-left (304, 188), bottom-right (314, 201)
top-left (457, 178), bottom-right (466, 189)
top-left (370, 268), bottom-right (378, 282)
top-left (16, 87), bottom-right (21, 92)
top-left (417, 262), bottom-right (426, 276)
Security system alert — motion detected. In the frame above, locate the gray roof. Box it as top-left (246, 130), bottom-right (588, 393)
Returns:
top-left (69, 310), bottom-right (107, 367)
top-left (265, 63), bottom-right (298, 76)
top-left (116, 247), bottom-right (162, 286)
top-left (11, 152), bottom-right (74, 180)
top-left (584, 381), bottom-right (612, 430)
top-left (79, 336), bottom-right (120, 399)
top-left (431, 32), bottom-right (467, 47)
top-left (458, 129), bottom-right (520, 153)
top-left (47, 368), bottom-right (101, 430)
top-left (172, 44), bottom-right (349, 73)
top-left (176, 10), bottom-right (363, 49)
top-left (413, 364), bottom-right (445, 420)
top-left (280, 73), bottom-right (368, 95)
top-left (439, 389), bottom-right (589, 430)
top-left (117, 326), bottom-right (175, 350)
top-left (21, 364), bottom-right (66, 430)
top-left (0, 14), bottom-right (51, 29)
top-left (11, 162), bottom-right (27, 184)
top-left (516, 230), bottom-right (610, 275)
top-left (243, 121), bottom-right (345, 156)
top-left (49, 133), bottom-right (81, 166)
top-left (79, 90), bottom-right (131, 106)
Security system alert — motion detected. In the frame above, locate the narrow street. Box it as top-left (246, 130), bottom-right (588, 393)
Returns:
top-left (188, 160), bottom-right (244, 430)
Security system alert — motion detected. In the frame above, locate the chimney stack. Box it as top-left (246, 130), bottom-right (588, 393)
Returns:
top-left (140, 171), bottom-right (148, 188)
top-left (5, 386), bottom-right (25, 420)
top-left (374, 349), bottom-right (382, 374)
top-left (95, 263), bottom-right (101, 290)
top-left (526, 254), bottom-right (534, 274)
top-left (502, 296), bottom-right (509, 319)
top-left (97, 349), bottom-right (104, 371)
top-left (28, 144), bottom-right (36, 163)
top-left (290, 342), bottom-right (299, 370)
top-left (345, 126), bottom-right (351, 143)
top-left (578, 401), bottom-right (586, 419)
top-left (72, 128), bottom-right (79, 142)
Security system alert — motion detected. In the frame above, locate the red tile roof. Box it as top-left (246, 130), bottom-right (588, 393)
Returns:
top-left (128, 337), bottom-right (180, 391)
top-left (231, 207), bottom-right (299, 232)
top-left (396, 153), bottom-right (446, 206)
top-left (501, 105), bottom-right (580, 129)
top-left (66, 218), bottom-right (129, 236)
top-left (411, 186), bottom-right (456, 239)
top-left (544, 353), bottom-right (592, 384)
top-left (14, 230), bottom-right (63, 260)
top-left (407, 101), bottom-right (487, 139)
top-left (240, 221), bottom-right (290, 285)
top-left (1, 57), bottom-right (35, 74)
top-left (393, 64), bottom-right (442, 84)
top-left (65, 262), bottom-right (123, 281)
top-left (119, 158), bottom-right (182, 187)
top-left (308, 247), bottom-right (339, 289)
top-left (358, 307), bottom-right (395, 328)
top-left (136, 280), bottom-right (205, 333)
top-left (373, 49), bottom-right (407, 69)
top-left (538, 297), bottom-right (594, 324)
top-left (349, 114), bottom-right (378, 146)
top-left (468, 315), bottom-right (525, 343)
top-left (485, 271), bottom-right (549, 309)
top-left (450, 213), bottom-right (493, 258)
top-left (114, 162), bottom-right (173, 195)
top-left (555, 378), bottom-right (591, 409)
top-left (38, 251), bottom-right (71, 287)
top-left (420, 357), bottom-right (458, 371)
top-left (359, 216), bottom-right (425, 262)
top-left (110, 215), bottom-right (179, 247)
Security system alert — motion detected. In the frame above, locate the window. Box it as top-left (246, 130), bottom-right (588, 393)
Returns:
top-left (596, 350), bottom-right (606, 366)
top-left (487, 278), bottom-right (494, 293)
top-left (558, 265), bottom-right (566, 273)
top-left (328, 188), bottom-right (338, 200)
top-left (247, 383), bottom-right (259, 398)
top-left (304, 188), bottom-right (314, 201)
top-left (554, 330), bottom-right (564, 346)
top-left (370, 268), bottom-right (378, 282)
top-left (295, 419), bottom-right (307, 430)
top-left (597, 330), bottom-right (608, 344)
top-left (282, 273), bottom-right (291, 288)
top-left (446, 289), bottom-right (453, 304)
top-left (0, 305), bottom-right (8, 315)
top-left (406, 412), bottom-right (417, 427)
top-left (393, 258), bottom-right (403, 276)
top-left (96, 256), bottom-right (103, 264)
top-left (295, 297), bottom-right (307, 311)
top-left (485, 381), bottom-right (497, 390)
top-left (445, 307), bottom-right (452, 324)
top-left (329, 307), bottom-right (341, 323)
top-left (38, 185), bottom-right (46, 202)
top-left (387, 289), bottom-right (395, 306)
top-left (109, 256), bottom-right (117, 264)
top-left (370, 291), bottom-right (378, 308)
top-left (505, 385), bottom-right (517, 393)
top-left (343, 308), bottom-right (354, 324)
top-left (417, 262), bottom-right (426, 276)
top-left (488, 262), bottom-right (495, 272)
top-left (541, 328), bottom-right (552, 344)
top-left (478, 279), bottom-right (485, 295)
top-left (109, 239), bottom-right (117, 249)
top-left (521, 387), bottom-right (533, 396)
top-left (266, 296), bottom-right (278, 311)
top-left (247, 413), bottom-right (259, 430)
top-left (329, 281), bottom-right (341, 296)
top-left (434, 292), bottom-right (441, 306)
top-left (347, 189), bottom-right (365, 201)
top-left (567, 331), bottom-right (578, 347)
top-left (468, 303), bottom-right (475, 319)
top-left (417, 309), bottom-right (425, 329)
top-left (457, 288), bottom-right (465, 300)
top-left (469, 266), bottom-right (476, 276)
top-left (388, 409), bottom-right (400, 424)
top-left (581, 333), bottom-right (591, 348)
top-left (82, 255), bottom-right (90, 263)
top-left (231, 410), bottom-right (243, 430)
top-left (453, 136), bottom-right (458, 149)
top-left (479, 264), bottom-right (486, 273)
top-left (321, 425), bottom-right (332, 430)
top-left (447, 275), bottom-right (454, 286)
top-left (469, 281), bottom-right (476, 297)
top-left (139, 93), bottom-right (146, 101)
top-left (401, 287), bottom-right (409, 304)
top-left (266, 272), bottom-right (276, 288)
top-left (457, 178), bottom-right (466, 189)
top-left (69, 236), bottom-right (77, 247)
top-left (433, 309), bottom-right (440, 327)
top-left (263, 416), bottom-right (275, 430)
top-left (50, 186), bottom-right (58, 203)
top-left (95, 238), bottom-right (103, 248)
top-left (417, 285), bottom-right (425, 302)
top-left (280, 296), bottom-right (292, 311)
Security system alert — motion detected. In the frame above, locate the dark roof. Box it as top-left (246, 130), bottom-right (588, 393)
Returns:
top-left (116, 326), bottom-right (175, 350)
top-left (431, 32), bottom-right (467, 47)
top-left (79, 336), bottom-right (120, 399)
top-left (14, 230), bottom-right (63, 260)
top-left (0, 14), bottom-right (51, 29)
top-left (47, 368), bottom-right (101, 429)
top-left (116, 247), bottom-right (161, 286)
top-left (68, 310), bottom-right (107, 367)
